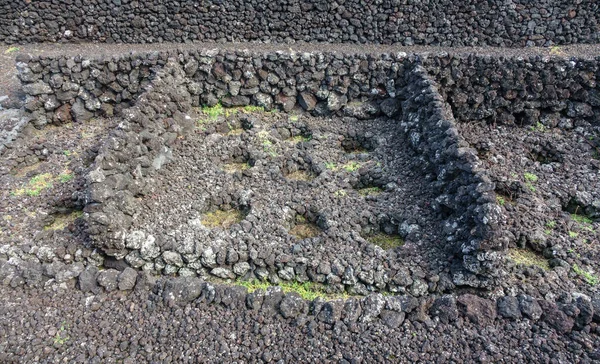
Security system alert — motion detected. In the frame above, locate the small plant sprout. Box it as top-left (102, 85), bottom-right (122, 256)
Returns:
top-left (342, 161), bottom-right (361, 172)
top-left (53, 322), bottom-right (69, 345)
top-left (546, 220), bottom-right (556, 229)
top-left (325, 162), bottom-right (337, 170)
top-left (12, 173), bottom-right (54, 197)
top-left (257, 130), bottom-right (278, 157)
top-left (496, 195), bottom-right (506, 206)
top-left (242, 105), bottom-right (265, 113)
top-left (569, 231), bottom-right (578, 238)
top-left (524, 172), bottom-right (538, 192)
top-left (529, 122), bottom-right (546, 132)
top-left (59, 170), bottom-right (74, 183)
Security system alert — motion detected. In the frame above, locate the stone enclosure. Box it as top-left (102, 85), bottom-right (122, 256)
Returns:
top-left (2, 0), bottom-right (600, 336)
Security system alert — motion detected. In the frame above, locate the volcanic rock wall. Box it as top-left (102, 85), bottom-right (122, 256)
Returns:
top-left (2, 0), bottom-right (598, 47)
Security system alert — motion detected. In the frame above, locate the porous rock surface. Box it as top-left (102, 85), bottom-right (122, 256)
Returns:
top-left (1, 0), bottom-right (598, 47)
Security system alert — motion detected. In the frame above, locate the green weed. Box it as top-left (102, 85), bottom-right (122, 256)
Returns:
top-left (58, 171), bottom-right (74, 183)
top-left (4, 46), bottom-right (19, 54)
top-left (201, 103), bottom-right (224, 119)
top-left (325, 162), bottom-right (337, 170)
top-left (53, 322), bottom-right (69, 345)
top-left (235, 279), bottom-right (348, 301)
top-left (496, 196), bottom-right (506, 206)
top-left (573, 264), bottom-right (599, 286)
top-left (334, 189), bottom-right (347, 197)
top-left (507, 248), bottom-right (550, 271)
top-left (366, 233), bottom-right (404, 250)
top-left (342, 161), bottom-right (361, 172)
top-left (546, 220), bottom-right (556, 229)
top-left (569, 231), bottom-right (579, 238)
top-left (12, 173), bottom-right (54, 197)
top-left (358, 187), bottom-right (383, 196)
top-left (524, 172), bottom-right (538, 192)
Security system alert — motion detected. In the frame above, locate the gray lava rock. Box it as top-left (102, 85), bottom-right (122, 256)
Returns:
top-left (497, 296), bottom-right (522, 320)
top-left (279, 293), bottom-right (308, 319)
top-left (118, 267), bottom-right (138, 291)
top-left (210, 267), bottom-right (235, 279)
top-left (360, 293), bottom-right (385, 323)
top-left (97, 269), bottom-right (120, 292)
top-left (78, 266), bottom-right (99, 293)
top-left (517, 294), bottom-right (542, 321)
top-left (429, 295), bottom-right (458, 323)
top-left (55, 262), bottom-right (84, 283)
top-left (380, 309), bottom-right (405, 329)
top-left (71, 98), bottom-right (93, 122)
top-left (298, 92), bottom-right (317, 111)
top-left (380, 98), bottom-right (401, 117)
top-left (317, 300), bottom-right (343, 324)
top-left (574, 296), bottom-right (594, 329)
top-left (162, 277), bottom-right (203, 303)
top-left (233, 262), bottom-right (251, 276)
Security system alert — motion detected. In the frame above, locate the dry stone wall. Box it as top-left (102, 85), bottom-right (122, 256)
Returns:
top-left (2, 0), bottom-right (598, 47)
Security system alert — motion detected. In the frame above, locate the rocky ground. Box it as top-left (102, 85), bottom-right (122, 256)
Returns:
top-left (1, 43), bottom-right (600, 362)
top-left (458, 119), bottom-right (600, 299)
top-left (127, 108), bottom-right (447, 293)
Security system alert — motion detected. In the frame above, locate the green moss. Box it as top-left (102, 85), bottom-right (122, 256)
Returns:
top-left (44, 211), bottom-right (83, 231)
top-left (201, 103), bottom-right (224, 119)
top-left (288, 135), bottom-right (312, 143)
top-left (258, 130), bottom-right (278, 157)
top-left (546, 220), bottom-right (557, 229)
top-left (524, 172), bottom-right (538, 183)
top-left (334, 189), bottom-right (347, 197)
top-left (4, 46), bottom-right (19, 54)
top-left (358, 187), bottom-right (383, 196)
top-left (366, 233), bottom-right (404, 250)
top-left (13, 173), bottom-right (54, 197)
top-left (573, 264), bottom-right (599, 286)
top-left (235, 279), bottom-right (348, 301)
top-left (201, 209), bottom-right (245, 229)
top-left (571, 214), bottom-right (593, 225)
top-left (242, 105), bottom-right (265, 113)
top-left (289, 217), bottom-right (320, 239)
top-left (325, 162), bottom-right (337, 170)
top-left (286, 170), bottom-right (314, 181)
top-left (507, 248), bottom-right (550, 271)
top-left (342, 161), bottom-right (361, 172)
top-left (58, 171), bottom-right (74, 183)
top-left (222, 162), bottom-right (250, 173)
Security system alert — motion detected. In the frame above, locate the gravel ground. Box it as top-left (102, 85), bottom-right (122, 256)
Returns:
top-left (1, 285), bottom-right (599, 363)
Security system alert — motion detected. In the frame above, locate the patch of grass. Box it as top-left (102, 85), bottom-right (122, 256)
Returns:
top-left (4, 46), bottom-right (19, 54)
top-left (12, 173), bottom-right (54, 197)
top-left (289, 217), bottom-right (321, 239)
top-left (334, 189), bottom-right (347, 197)
top-left (571, 214), bottom-right (593, 225)
top-left (58, 171), bottom-right (74, 183)
top-left (258, 130), bottom-right (278, 157)
top-left (507, 248), bottom-right (550, 271)
top-left (546, 220), bottom-right (556, 229)
top-left (325, 162), bottom-right (337, 170)
top-left (529, 122), bottom-right (546, 132)
top-left (222, 162), bottom-right (250, 173)
top-left (366, 233), bottom-right (404, 250)
top-left (201, 103), bottom-right (224, 120)
top-left (342, 161), bottom-right (361, 172)
top-left (242, 105), bottom-right (265, 113)
top-left (53, 322), bottom-right (69, 345)
top-left (524, 172), bottom-right (538, 183)
top-left (358, 187), bottom-right (383, 196)
top-left (549, 46), bottom-right (565, 56)
top-left (201, 209), bottom-right (245, 229)
top-left (286, 170), bottom-right (314, 181)
top-left (235, 279), bottom-right (348, 301)
top-left (573, 264), bottom-right (599, 286)
top-left (289, 115), bottom-right (300, 122)
top-left (524, 172), bottom-right (538, 192)
top-left (569, 231), bottom-right (579, 238)
top-left (288, 135), bottom-right (312, 143)
top-left (496, 195), bottom-right (506, 206)
top-left (44, 211), bottom-right (83, 231)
